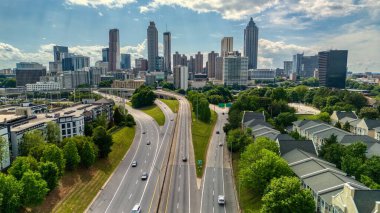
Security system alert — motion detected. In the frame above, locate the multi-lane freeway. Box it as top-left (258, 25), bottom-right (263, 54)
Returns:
top-left (88, 92), bottom-right (176, 213)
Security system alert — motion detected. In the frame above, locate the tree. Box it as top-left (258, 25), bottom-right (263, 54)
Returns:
top-left (343, 121), bottom-right (351, 132)
top-left (319, 135), bottom-right (345, 168)
top-left (21, 170), bottom-right (49, 207)
top-left (240, 137), bottom-right (279, 169)
top-left (8, 156), bottom-right (38, 180)
top-left (41, 144), bottom-right (66, 176)
top-left (113, 107), bottom-right (124, 126)
top-left (240, 149), bottom-right (293, 195)
top-left (46, 121), bottom-right (61, 144)
top-left (63, 140), bottom-right (81, 170)
top-left (125, 114), bottom-right (136, 127)
top-left (271, 88), bottom-right (287, 101)
top-left (131, 85), bottom-right (156, 108)
top-left (361, 175), bottom-right (380, 189)
top-left (261, 176), bottom-right (315, 213)
top-left (0, 173), bottom-right (23, 212)
top-left (98, 80), bottom-right (113, 88)
top-left (359, 107), bottom-right (379, 119)
top-left (19, 130), bottom-right (45, 156)
top-left (0, 137), bottom-right (7, 169)
top-left (341, 156), bottom-right (363, 178)
top-left (275, 112), bottom-right (297, 129)
top-left (360, 156), bottom-right (380, 184)
top-left (226, 129), bottom-right (253, 152)
top-left (38, 161), bottom-right (59, 191)
top-left (92, 126), bottom-right (113, 158)
top-left (317, 112), bottom-right (331, 123)
top-left (334, 121), bottom-right (342, 129)
top-left (94, 113), bottom-right (108, 129)
top-left (80, 140), bottom-right (96, 168)
top-left (207, 94), bottom-right (224, 105)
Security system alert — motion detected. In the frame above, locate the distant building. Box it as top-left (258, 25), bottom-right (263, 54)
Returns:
top-left (147, 22), bottom-right (158, 72)
top-left (275, 68), bottom-right (285, 77)
top-left (88, 67), bottom-right (106, 86)
top-left (95, 61), bottom-right (108, 73)
top-left (108, 29), bottom-right (120, 71)
top-left (26, 81), bottom-right (61, 91)
top-left (249, 69), bottom-right (275, 83)
top-left (318, 50), bottom-right (348, 89)
top-left (120, 54), bottom-right (131, 69)
top-left (173, 52), bottom-right (181, 67)
top-left (181, 54), bottom-right (188, 66)
top-left (195, 52), bottom-right (203, 73)
top-left (62, 70), bottom-right (89, 89)
top-left (292, 53), bottom-right (318, 78)
top-left (215, 56), bottom-right (224, 81)
top-left (163, 32), bottom-right (171, 74)
top-left (112, 79), bottom-right (145, 89)
top-left (207, 51), bottom-right (219, 78)
top-left (102, 48), bottom-right (109, 62)
top-left (155, 56), bottom-right (165, 71)
top-left (53, 46), bottom-right (69, 62)
top-left (135, 58), bottom-right (148, 71)
top-left (188, 56), bottom-right (195, 74)
top-left (221, 37), bottom-right (233, 56)
top-left (174, 66), bottom-right (189, 90)
top-left (244, 18), bottom-right (259, 69)
top-left (145, 74), bottom-right (156, 86)
top-left (15, 62), bottom-right (47, 87)
top-left (284, 61), bottom-right (293, 76)
top-left (223, 52), bottom-right (248, 86)
top-left (62, 55), bottom-right (90, 71)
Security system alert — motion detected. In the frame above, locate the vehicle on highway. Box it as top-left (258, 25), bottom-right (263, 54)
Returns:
top-left (218, 195), bottom-right (225, 205)
top-left (141, 172), bottom-right (148, 180)
top-left (131, 161), bottom-right (137, 167)
top-left (142, 131), bottom-right (146, 134)
top-left (222, 112), bottom-right (225, 115)
top-left (146, 140), bottom-right (151, 145)
top-left (219, 143), bottom-right (223, 146)
top-left (182, 156), bottom-right (187, 162)
top-left (171, 118), bottom-right (174, 121)
top-left (131, 203), bottom-right (141, 213)
top-left (216, 131), bottom-right (220, 134)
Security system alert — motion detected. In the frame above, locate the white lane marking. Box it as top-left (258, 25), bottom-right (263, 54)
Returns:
top-left (104, 110), bottom-right (144, 213)
top-left (177, 203), bottom-right (179, 209)
top-left (136, 180), bottom-right (138, 185)
top-left (145, 160), bottom-right (147, 164)
top-left (129, 194), bottom-right (132, 199)
top-left (213, 190), bottom-right (214, 196)
top-left (213, 178), bottom-right (215, 182)
top-left (178, 186), bottom-right (180, 192)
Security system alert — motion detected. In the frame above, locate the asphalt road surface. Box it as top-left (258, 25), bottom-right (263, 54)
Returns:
top-left (88, 92), bottom-right (175, 213)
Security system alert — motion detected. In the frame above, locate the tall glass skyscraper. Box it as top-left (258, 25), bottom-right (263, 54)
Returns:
top-left (108, 29), bottom-right (120, 71)
top-left (53, 46), bottom-right (68, 62)
top-left (244, 17), bottom-right (259, 69)
top-left (163, 32), bottom-right (171, 74)
top-left (121, 54), bottom-right (131, 69)
top-left (318, 50), bottom-right (348, 89)
top-left (147, 22), bottom-right (158, 72)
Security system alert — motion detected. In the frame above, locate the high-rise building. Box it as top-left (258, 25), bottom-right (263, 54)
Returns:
top-left (188, 56), bottom-right (195, 74)
top-left (318, 50), bottom-right (348, 89)
top-left (284, 61), bottom-right (293, 76)
top-left (155, 56), bottom-right (165, 71)
top-left (147, 22), bottom-right (158, 72)
top-left (108, 29), bottom-right (120, 71)
top-left (163, 32), bottom-right (171, 73)
top-left (53, 46), bottom-right (69, 62)
top-left (292, 53), bottom-right (318, 78)
top-left (121, 54), bottom-right (131, 69)
top-left (62, 55), bottom-right (90, 71)
top-left (223, 52), bottom-right (248, 86)
top-left (292, 53), bottom-right (303, 76)
top-left (244, 18), bottom-right (259, 69)
top-left (215, 57), bottom-right (224, 81)
top-left (62, 70), bottom-right (89, 89)
top-left (174, 65), bottom-right (188, 90)
top-left (181, 54), bottom-right (188, 66)
top-left (221, 37), bottom-right (233, 56)
top-left (173, 52), bottom-right (181, 67)
top-left (207, 51), bottom-right (219, 78)
top-left (195, 52), bottom-right (203, 73)
top-left (102, 48), bottom-right (109, 62)
top-left (16, 62), bottom-right (47, 87)
top-left (135, 58), bottom-right (148, 71)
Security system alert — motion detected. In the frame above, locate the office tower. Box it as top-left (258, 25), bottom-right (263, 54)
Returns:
top-left (174, 66), bottom-right (188, 90)
top-left (163, 32), bottom-right (171, 73)
top-left (135, 58), bottom-right (148, 71)
top-left (89, 67), bottom-right (106, 86)
top-left (109, 29), bottom-right (120, 71)
top-left (195, 52), bottom-right (203, 73)
top-left (188, 56), bottom-right (195, 74)
top-left (215, 57), bottom-right (224, 80)
top-left (16, 62), bottom-right (47, 86)
top-left (181, 54), bottom-right (188, 66)
top-left (173, 52), bottom-right (181, 67)
top-left (207, 51), bottom-right (219, 78)
top-left (62, 55), bottom-right (90, 71)
top-left (318, 50), bottom-right (348, 89)
top-left (302, 55), bottom-right (318, 78)
top-left (221, 37), bottom-right (233, 56)
top-left (102, 48), bottom-right (109, 62)
top-left (155, 56), bottom-right (164, 71)
top-left (147, 21), bottom-right (158, 72)
top-left (223, 52), bottom-right (248, 86)
top-left (121, 54), bottom-right (131, 69)
top-left (53, 46), bottom-right (69, 62)
top-left (62, 70), bottom-right (90, 89)
top-left (284, 61), bottom-right (293, 76)
top-left (292, 53), bottom-right (303, 76)
top-left (244, 18), bottom-right (259, 69)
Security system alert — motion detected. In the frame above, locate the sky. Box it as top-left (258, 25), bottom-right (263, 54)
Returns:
top-left (0, 0), bottom-right (379, 72)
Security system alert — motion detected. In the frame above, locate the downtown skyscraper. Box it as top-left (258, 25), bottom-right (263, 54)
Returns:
top-left (147, 21), bottom-right (158, 72)
top-left (221, 37), bottom-right (233, 56)
top-left (108, 29), bottom-right (120, 71)
top-left (318, 50), bottom-right (348, 89)
top-left (244, 17), bottom-right (259, 69)
top-left (163, 31), bottom-right (171, 74)
top-left (207, 51), bottom-right (219, 78)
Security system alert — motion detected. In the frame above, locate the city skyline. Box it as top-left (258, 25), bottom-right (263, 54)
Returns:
top-left (0, 0), bottom-right (379, 72)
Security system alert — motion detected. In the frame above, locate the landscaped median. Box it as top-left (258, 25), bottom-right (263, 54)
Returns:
top-left (159, 98), bottom-right (179, 113)
top-left (32, 126), bottom-right (135, 213)
top-left (192, 110), bottom-right (217, 177)
top-left (140, 104), bottom-right (166, 126)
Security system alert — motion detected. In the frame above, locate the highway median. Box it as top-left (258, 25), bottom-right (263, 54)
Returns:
top-left (139, 104), bottom-right (166, 126)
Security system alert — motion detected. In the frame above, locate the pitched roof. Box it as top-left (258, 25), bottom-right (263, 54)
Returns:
top-left (313, 128), bottom-right (351, 142)
top-left (259, 132), bottom-right (280, 141)
top-left (242, 111), bottom-right (265, 123)
top-left (340, 116), bottom-right (358, 124)
top-left (362, 119), bottom-right (380, 129)
top-left (278, 140), bottom-right (317, 155)
top-left (293, 119), bottom-right (310, 127)
top-left (353, 190), bottom-right (380, 213)
top-left (299, 120), bottom-right (323, 131)
top-left (334, 111), bottom-right (357, 120)
top-left (245, 119), bottom-right (273, 129)
top-left (276, 134), bottom-right (294, 141)
top-left (339, 135), bottom-right (378, 144)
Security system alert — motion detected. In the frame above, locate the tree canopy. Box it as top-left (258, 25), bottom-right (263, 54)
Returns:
top-left (131, 85), bottom-right (156, 108)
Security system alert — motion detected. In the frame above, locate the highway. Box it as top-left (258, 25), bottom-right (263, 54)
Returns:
top-left (88, 92), bottom-right (176, 213)
top-left (200, 106), bottom-right (238, 213)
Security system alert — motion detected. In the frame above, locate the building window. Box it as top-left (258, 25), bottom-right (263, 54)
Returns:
top-left (73, 128), bottom-right (76, 133)
top-left (62, 130), bottom-right (66, 135)
top-left (67, 123), bottom-right (71, 128)
top-left (67, 129), bottom-right (71, 134)
top-left (61, 123), bottom-right (65, 128)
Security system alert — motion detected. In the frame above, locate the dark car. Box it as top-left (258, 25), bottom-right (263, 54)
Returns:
top-left (182, 156), bottom-right (187, 162)
top-left (147, 141), bottom-right (151, 145)
top-left (216, 131), bottom-right (220, 134)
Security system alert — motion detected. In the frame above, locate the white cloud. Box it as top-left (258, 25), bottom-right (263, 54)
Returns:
top-left (65, 0), bottom-right (135, 8)
top-left (98, 12), bottom-right (103, 16)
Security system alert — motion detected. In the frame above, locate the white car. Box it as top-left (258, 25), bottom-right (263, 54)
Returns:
top-left (131, 161), bottom-right (137, 167)
top-left (131, 203), bottom-right (141, 213)
top-left (218, 195), bottom-right (225, 205)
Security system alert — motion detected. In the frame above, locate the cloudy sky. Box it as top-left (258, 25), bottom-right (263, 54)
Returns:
top-left (0, 0), bottom-right (379, 72)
